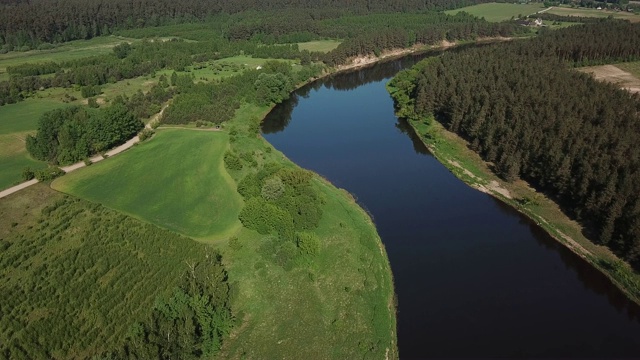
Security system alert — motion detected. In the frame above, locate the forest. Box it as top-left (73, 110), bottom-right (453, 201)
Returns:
top-left (389, 21), bottom-right (640, 269)
top-left (0, 0), bottom-right (500, 47)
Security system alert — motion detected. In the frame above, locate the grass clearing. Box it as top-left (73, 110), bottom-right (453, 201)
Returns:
top-left (0, 36), bottom-right (139, 78)
top-left (0, 183), bottom-right (216, 357)
top-left (0, 98), bottom-right (71, 134)
top-left (158, 56), bottom-right (297, 83)
top-left (614, 61), bottom-right (640, 78)
top-left (298, 40), bottom-right (342, 53)
top-left (0, 99), bottom-right (68, 190)
top-left (0, 132), bottom-right (47, 189)
top-left (445, 2), bottom-right (546, 22)
top-left (547, 6), bottom-right (640, 22)
top-left (52, 129), bottom-right (243, 240)
top-left (213, 103), bottom-right (397, 359)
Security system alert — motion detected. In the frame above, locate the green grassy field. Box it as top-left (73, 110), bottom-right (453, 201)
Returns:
top-left (0, 99), bottom-right (71, 189)
top-left (0, 183), bottom-right (217, 357)
top-left (0, 132), bottom-right (47, 189)
top-left (210, 103), bottom-right (397, 359)
top-left (298, 40), bottom-right (342, 53)
top-left (52, 129), bottom-right (243, 240)
top-left (0, 36), bottom-right (139, 78)
top-left (0, 98), bottom-right (70, 134)
top-left (616, 61), bottom-right (640, 77)
top-left (547, 6), bottom-right (640, 22)
top-left (445, 2), bottom-right (546, 22)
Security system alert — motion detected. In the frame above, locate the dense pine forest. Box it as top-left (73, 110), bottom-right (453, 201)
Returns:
top-left (389, 21), bottom-right (640, 269)
top-left (0, 0), bottom-right (498, 47)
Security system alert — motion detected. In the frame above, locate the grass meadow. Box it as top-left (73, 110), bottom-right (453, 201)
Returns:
top-left (298, 40), bottom-right (342, 53)
top-left (547, 6), bottom-right (640, 22)
top-left (52, 129), bottom-right (243, 240)
top-left (212, 103), bottom-right (397, 358)
top-left (0, 36), bottom-right (139, 79)
top-left (0, 99), bottom-right (70, 189)
top-left (445, 2), bottom-right (546, 22)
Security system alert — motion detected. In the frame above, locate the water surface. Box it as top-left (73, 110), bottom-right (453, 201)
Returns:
top-left (262, 52), bottom-right (640, 358)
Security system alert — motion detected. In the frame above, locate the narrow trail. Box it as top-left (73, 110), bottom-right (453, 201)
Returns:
top-left (0, 103), bottom-right (170, 200)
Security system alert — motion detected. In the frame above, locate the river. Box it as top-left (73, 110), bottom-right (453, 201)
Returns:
top-left (262, 50), bottom-right (640, 358)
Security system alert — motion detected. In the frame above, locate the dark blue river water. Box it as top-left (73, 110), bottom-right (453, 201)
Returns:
top-left (262, 51), bottom-right (640, 358)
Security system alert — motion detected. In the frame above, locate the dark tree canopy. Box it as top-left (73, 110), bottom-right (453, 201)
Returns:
top-left (389, 21), bottom-right (640, 269)
top-left (0, 0), bottom-right (497, 47)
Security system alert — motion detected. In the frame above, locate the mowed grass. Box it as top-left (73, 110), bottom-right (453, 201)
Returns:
top-left (0, 99), bottom-right (68, 189)
top-left (0, 132), bottom-right (47, 189)
top-left (547, 6), bottom-right (640, 22)
top-left (52, 129), bottom-right (243, 240)
top-left (445, 2), bottom-right (546, 22)
top-left (298, 40), bottom-right (342, 53)
top-left (0, 98), bottom-right (70, 134)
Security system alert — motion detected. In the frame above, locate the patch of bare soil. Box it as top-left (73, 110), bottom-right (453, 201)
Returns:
top-left (579, 65), bottom-right (640, 94)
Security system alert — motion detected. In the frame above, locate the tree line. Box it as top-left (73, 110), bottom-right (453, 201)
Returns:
top-left (389, 21), bottom-right (640, 269)
top-left (0, 0), bottom-right (498, 47)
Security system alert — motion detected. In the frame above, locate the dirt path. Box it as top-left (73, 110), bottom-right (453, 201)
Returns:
top-left (0, 103), bottom-right (170, 200)
top-left (579, 64), bottom-right (640, 94)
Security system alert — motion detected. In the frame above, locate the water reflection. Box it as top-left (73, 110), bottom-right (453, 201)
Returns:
top-left (261, 45), bottom-right (640, 357)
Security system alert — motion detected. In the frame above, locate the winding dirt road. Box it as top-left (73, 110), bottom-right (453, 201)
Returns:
top-left (0, 103), bottom-right (169, 200)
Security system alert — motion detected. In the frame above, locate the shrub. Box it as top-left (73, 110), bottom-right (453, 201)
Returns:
top-left (87, 97), bottom-right (99, 108)
top-left (261, 176), bottom-right (285, 201)
top-left (34, 167), bottom-right (64, 181)
top-left (238, 197), bottom-right (294, 241)
top-left (138, 128), bottom-right (155, 141)
top-left (21, 167), bottom-right (35, 181)
top-left (296, 232), bottom-right (320, 256)
top-left (224, 151), bottom-right (242, 171)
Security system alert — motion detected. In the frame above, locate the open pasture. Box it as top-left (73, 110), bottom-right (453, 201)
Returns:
top-left (445, 3), bottom-right (546, 22)
top-left (546, 6), bottom-right (640, 22)
top-left (52, 129), bottom-right (243, 240)
top-left (298, 40), bottom-right (342, 53)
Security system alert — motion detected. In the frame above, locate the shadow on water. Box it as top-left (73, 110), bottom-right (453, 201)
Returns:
top-left (261, 44), bottom-right (640, 357)
top-left (493, 198), bottom-right (640, 323)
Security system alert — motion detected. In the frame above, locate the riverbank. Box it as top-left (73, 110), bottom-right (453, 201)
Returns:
top-left (213, 101), bottom-right (398, 359)
top-left (402, 115), bottom-right (640, 305)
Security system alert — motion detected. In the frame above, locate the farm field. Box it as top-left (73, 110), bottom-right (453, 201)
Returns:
top-left (298, 40), bottom-right (342, 53)
top-left (0, 183), bottom-right (213, 357)
top-left (445, 2), bottom-right (546, 22)
top-left (52, 129), bottom-right (243, 240)
top-left (546, 6), bottom-right (640, 22)
top-left (579, 63), bottom-right (640, 94)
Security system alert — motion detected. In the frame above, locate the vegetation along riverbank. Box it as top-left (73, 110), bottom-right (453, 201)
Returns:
top-left (388, 20), bottom-right (640, 305)
top-left (4, 0), bottom-right (634, 356)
